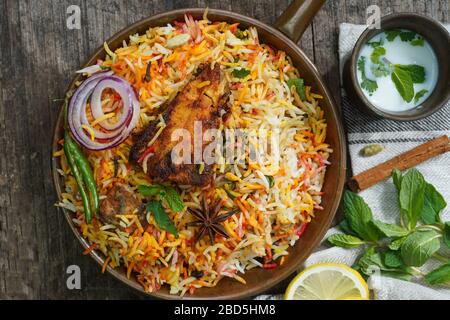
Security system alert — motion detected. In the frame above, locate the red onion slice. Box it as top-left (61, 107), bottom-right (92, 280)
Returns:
top-left (67, 70), bottom-right (140, 150)
top-left (90, 76), bottom-right (133, 131)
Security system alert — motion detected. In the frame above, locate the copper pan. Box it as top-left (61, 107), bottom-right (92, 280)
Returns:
top-left (51, 0), bottom-right (346, 299)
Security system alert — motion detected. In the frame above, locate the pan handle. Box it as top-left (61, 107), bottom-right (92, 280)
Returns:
top-left (274, 0), bottom-right (325, 43)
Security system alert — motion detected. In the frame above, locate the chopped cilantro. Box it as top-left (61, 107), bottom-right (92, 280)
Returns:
top-left (287, 78), bottom-right (306, 101)
top-left (357, 56), bottom-right (378, 95)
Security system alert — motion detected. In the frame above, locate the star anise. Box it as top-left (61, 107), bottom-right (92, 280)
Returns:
top-left (187, 197), bottom-right (238, 245)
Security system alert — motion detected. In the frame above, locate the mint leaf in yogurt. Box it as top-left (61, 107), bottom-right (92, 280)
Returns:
top-left (399, 31), bottom-right (416, 42)
top-left (386, 29), bottom-right (401, 41)
top-left (386, 29), bottom-right (417, 43)
top-left (391, 65), bottom-right (414, 102)
top-left (370, 47), bottom-right (386, 64)
top-left (395, 64), bottom-right (426, 83)
top-left (411, 37), bottom-right (425, 47)
top-left (414, 89), bottom-right (428, 104)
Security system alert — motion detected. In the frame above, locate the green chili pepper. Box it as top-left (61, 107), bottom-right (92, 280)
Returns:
top-left (62, 97), bottom-right (99, 223)
top-left (64, 131), bottom-right (92, 223)
top-left (65, 137), bottom-right (99, 218)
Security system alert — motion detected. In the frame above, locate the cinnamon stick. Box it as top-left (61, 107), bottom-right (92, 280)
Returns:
top-left (348, 135), bottom-right (450, 192)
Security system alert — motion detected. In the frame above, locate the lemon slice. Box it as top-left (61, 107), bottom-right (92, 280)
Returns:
top-left (284, 262), bottom-right (370, 300)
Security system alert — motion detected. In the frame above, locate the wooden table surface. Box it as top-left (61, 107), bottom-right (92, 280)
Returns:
top-left (1, 0), bottom-right (448, 299)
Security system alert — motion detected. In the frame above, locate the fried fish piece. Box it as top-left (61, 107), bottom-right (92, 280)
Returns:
top-left (129, 64), bottom-right (229, 186)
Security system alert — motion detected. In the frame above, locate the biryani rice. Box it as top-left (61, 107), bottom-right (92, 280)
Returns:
top-left (55, 12), bottom-right (332, 296)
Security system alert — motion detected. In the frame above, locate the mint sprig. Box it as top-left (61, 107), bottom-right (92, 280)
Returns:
top-left (138, 184), bottom-right (184, 212)
top-left (328, 168), bottom-right (450, 284)
top-left (138, 184), bottom-right (184, 237)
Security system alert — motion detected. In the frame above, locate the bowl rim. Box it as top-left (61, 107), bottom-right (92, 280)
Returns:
top-left (348, 12), bottom-right (450, 121)
top-left (51, 7), bottom-right (347, 300)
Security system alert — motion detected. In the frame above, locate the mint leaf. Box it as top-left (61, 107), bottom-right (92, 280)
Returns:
top-left (146, 200), bottom-right (178, 237)
top-left (328, 234), bottom-right (365, 248)
top-left (414, 89), bottom-right (428, 103)
top-left (370, 47), bottom-right (386, 64)
top-left (357, 247), bottom-right (414, 280)
top-left (421, 182), bottom-right (446, 224)
top-left (163, 186), bottom-right (185, 212)
top-left (425, 263), bottom-right (450, 285)
top-left (391, 65), bottom-right (414, 102)
top-left (356, 247), bottom-right (382, 276)
top-left (339, 219), bottom-right (359, 237)
top-left (383, 250), bottom-right (404, 268)
top-left (411, 37), bottom-right (425, 47)
top-left (386, 29), bottom-right (401, 41)
top-left (400, 230), bottom-right (441, 267)
top-left (395, 64), bottom-right (426, 83)
top-left (138, 184), bottom-right (165, 196)
top-left (399, 169), bottom-right (426, 229)
top-left (444, 222), bottom-right (450, 249)
top-left (358, 57), bottom-right (378, 95)
top-left (232, 68), bottom-right (250, 78)
top-left (343, 190), bottom-right (380, 241)
top-left (372, 220), bottom-right (409, 238)
top-left (138, 184), bottom-right (184, 212)
top-left (287, 78), bottom-right (306, 101)
top-left (399, 31), bottom-right (416, 42)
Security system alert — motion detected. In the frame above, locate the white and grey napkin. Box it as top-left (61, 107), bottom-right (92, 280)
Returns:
top-left (256, 23), bottom-right (450, 300)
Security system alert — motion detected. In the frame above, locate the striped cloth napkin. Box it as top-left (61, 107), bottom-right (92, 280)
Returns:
top-left (256, 23), bottom-right (450, 300)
